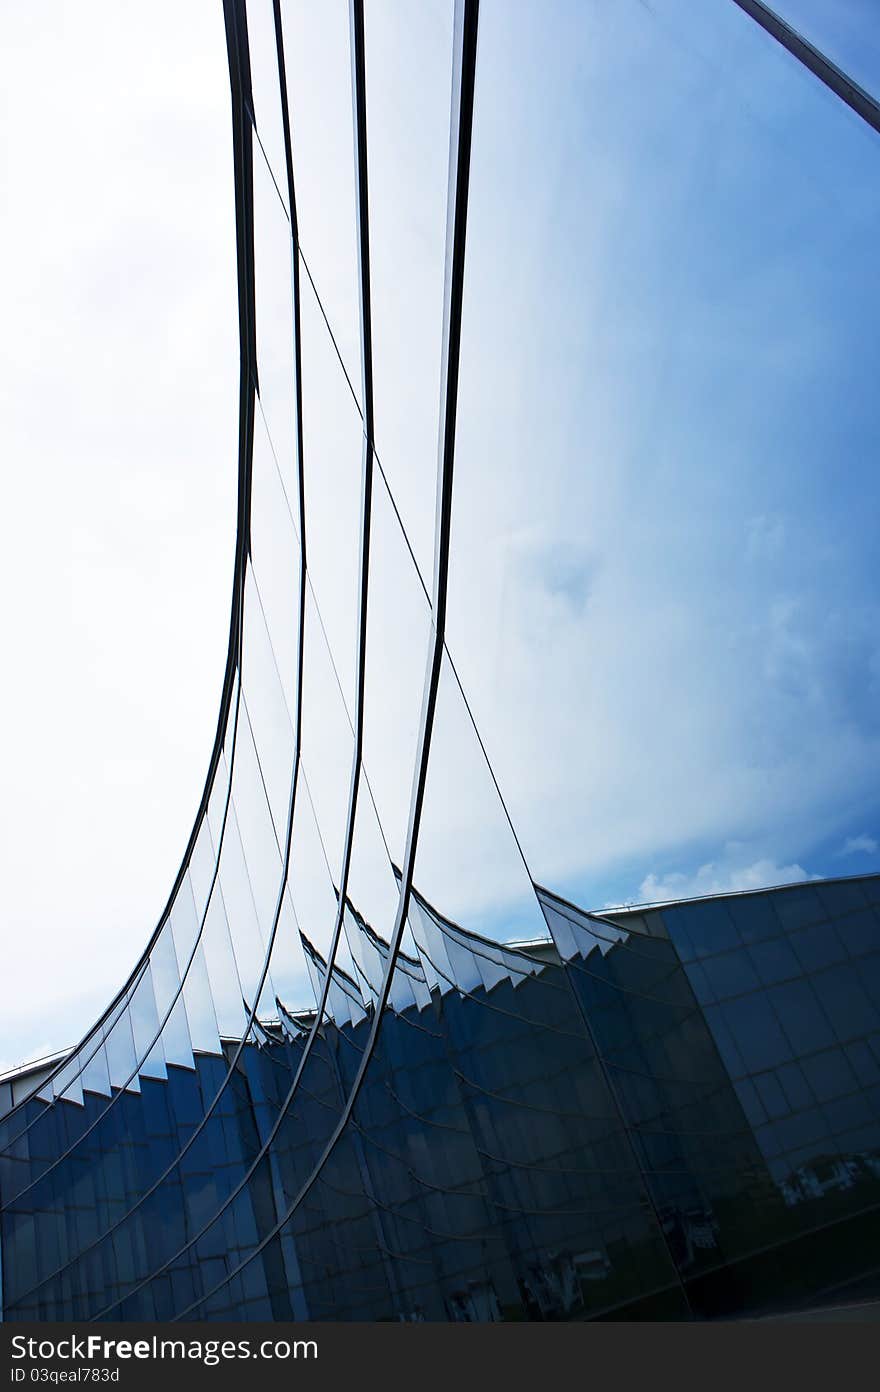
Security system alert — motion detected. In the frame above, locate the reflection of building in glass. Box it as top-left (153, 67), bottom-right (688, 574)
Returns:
top-left (3, 0), bottom-right (880, 1323)
top-left (3, 873), bottom-right (880, 1321)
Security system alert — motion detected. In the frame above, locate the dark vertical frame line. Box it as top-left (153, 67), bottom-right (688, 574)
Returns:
top-left (162, 0), bottom-right (480, 1322)
top-left (0, 0), bottom-right (260, 1138)
top-left (84, 0), bottom-right (380, 1320)
top-left (2, 0), bottom-right (294, 1314)
top-left (730, 0), bottom-right (880, 134)
top-left (219, 0), bottom-right (383, 1208)
top-left (28, 0), bottom-right (321, 1320)
top-left (232, 0), bottom-right (381, 1147)
top-left (0, 0), bottom-right (259, 1279)
top-left (0, 0), bottom-right (259, 1170)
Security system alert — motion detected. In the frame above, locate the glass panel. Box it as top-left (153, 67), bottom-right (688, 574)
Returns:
top-left (302, 930), bottom-right (364, 1029)
top-left (52, 1051), bottom-right (86, 1107)
top-left (413, 655), bottom-right (548, 953)
top-left (218, 759), bottom-right (278, 1023)
top-left (201, 882), bottom-right (247, 1041)
top-left (285, 764), bottom-right (341, 984)
top-left (240, 567), bottom-right (296, 845)
top-left (265, 885), bottom-right (313, 1020)
top-left (361, 473), bottom-right (433, 870)
top-left (249, 411), bottom-right (302, 722)
top-left (774, 886), bottom-right (825, 933)
top-left (299, 587), bottom-right (356, 884)
top-left (800, 1047), bottom-right (857, 1104)
top-left (168, 872), bottom-right (201, 977)
top-left (76, 992), bottom-right (131, 1101)
top-left (346, 789), bottom-right (412, 1013)
top-left (719, 994), bottom-right (793, 1074)
top-left (187, 815), bottom-right (219, 930)
top-left (252, 143), bottom-right (297, 480)
top-left (103, 993), bottom-right (140, 1094)
top-left (748, 934), bottom-right (801, 986)
top-left (297, 265), bottom-right (364, 716)
top-left (777, 1060), bottom-right (813, 1111)
top-left (80, 1035), bottom-right (112, 1099)
top-left (128, 963), bottom-right (167, 1080)
top-left (179, 943), bottom-right (221, 1057)
top-left (245, 0), bottom-right (288, 201)
top-left (147, 928), bottom-right (194, 1071)
top-left (363, 0), bottom-right (453, 574)
top-left (280, 0), bottom-right (360, 383)
top-left (536, 886), bottom-right (628, 963)
top-left (700, 947), bottom-right (761, 1001)
top-left (811, 963), bottom-right (879, 1041)
top-left (443, 0), bottom-right (880, 916)
top-left (788, 920), bottom-right (847, 971)
top-left (767, 979), bottom-right (836, 1055)
top-left (342, 897), bottom-right (382, 1007)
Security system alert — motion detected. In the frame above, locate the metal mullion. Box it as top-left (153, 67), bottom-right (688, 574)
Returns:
top-left (730, 0), bottom-right (880, 135)
top-left (234, 0), bottom-right (381, 1143)
top-left (293, 0), bottom-right (378, 1053)
top-left (201, 0), bottom-right (384, 1194)
top-left (0, 7), bottom-right (259, 1139)
top-left (49, 0), bottom-right (321, 1320)
top-left (0, 0), bottom-right (260, 1187)
top-left (70, 0), bottom-right (322, 1320)
top-left (0, 0), bottom-right (263, 1313)
top-left (163, 0), bottom-right (481, 1323)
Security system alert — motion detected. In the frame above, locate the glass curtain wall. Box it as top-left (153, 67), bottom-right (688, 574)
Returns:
top-left (1, 0), bottom-right (879, 1323)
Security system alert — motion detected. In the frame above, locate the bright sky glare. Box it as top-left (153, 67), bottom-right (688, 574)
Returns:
top-left (0, 4), bottom-right (238, 1070)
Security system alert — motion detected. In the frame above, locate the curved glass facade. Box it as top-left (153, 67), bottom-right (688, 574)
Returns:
top-left (4, 875), bottom-right (880, 1320)
top-left (2, 0), bottom-right (879, 1323)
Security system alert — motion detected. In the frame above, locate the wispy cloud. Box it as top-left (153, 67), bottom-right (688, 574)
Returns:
top-left (838, 834), bottom-right (879, 857)
top-left (636, 852), bottom-right (819, 904)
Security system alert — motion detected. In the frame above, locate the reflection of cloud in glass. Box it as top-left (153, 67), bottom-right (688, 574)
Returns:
top-left (442, 0), bottom-right (880, 913)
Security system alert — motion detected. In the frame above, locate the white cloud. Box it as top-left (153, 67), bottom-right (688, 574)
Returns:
top-left (839, 834), bottom-right (879, 857)
top-left (436, 0), bottom-right (880, 917)
top-left (636, 852), bottom-right (819, 905)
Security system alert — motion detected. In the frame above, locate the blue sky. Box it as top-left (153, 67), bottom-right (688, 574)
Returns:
top-left (2, 0), bottom-right (879, 1066)
top-left (414, 0), bottom-right (880, 925)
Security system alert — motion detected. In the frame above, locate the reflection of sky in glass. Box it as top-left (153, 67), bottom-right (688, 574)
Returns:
top-left (4, 0), bottom-right (880, 1072)
top-left (444, 0), bottom-right (880, 913)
